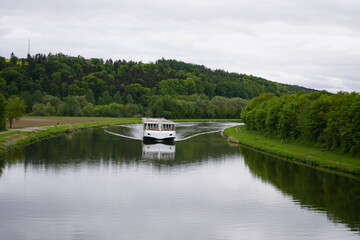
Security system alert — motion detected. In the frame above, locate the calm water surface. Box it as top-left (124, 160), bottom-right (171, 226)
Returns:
top-left (0, 122), bottom-right (359, 240)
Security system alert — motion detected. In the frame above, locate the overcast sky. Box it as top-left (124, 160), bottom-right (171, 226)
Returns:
top-left (1, 0), bottom-right (359, 92)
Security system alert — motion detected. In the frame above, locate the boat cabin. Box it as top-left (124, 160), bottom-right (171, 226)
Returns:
top-left (143, 122), bottom-right (175, 131)
top-left (142, 118), bottom-right (176, 142)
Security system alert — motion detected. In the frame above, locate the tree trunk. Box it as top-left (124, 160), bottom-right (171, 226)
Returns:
top-left (9, 118), bottom-right (13, 128)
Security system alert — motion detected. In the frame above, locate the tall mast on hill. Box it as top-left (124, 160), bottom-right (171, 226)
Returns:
top-left (28, 39), bottom-right (30, 56)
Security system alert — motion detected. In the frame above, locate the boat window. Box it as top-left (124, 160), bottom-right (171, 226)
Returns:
top-left (162, 124), bottom-right (173, 131)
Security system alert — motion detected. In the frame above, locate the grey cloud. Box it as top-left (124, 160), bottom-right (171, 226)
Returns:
top-left (0, 0), bottom-right (359, 92)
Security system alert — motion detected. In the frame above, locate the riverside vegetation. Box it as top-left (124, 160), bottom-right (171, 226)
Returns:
top-left (224, 91), bottom-right (360, 176)
top-left (0, 53), bottom-right (312, 120)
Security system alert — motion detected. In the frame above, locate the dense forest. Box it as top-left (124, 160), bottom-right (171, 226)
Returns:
top-left (0, 52), bottom-right (313, 120)
top-left (240, 91), bottom-right (360, 156)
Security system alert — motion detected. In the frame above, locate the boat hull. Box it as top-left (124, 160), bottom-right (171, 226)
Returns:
top-left (143, 136), bottom-right (175, 144)
top-left (143, 129), bottom-right (175, 139)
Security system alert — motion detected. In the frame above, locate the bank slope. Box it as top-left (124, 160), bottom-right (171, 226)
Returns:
top-left (224, 125), bottom-right (360, 177)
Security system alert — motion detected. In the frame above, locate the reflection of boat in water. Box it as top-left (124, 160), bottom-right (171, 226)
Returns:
top-left (142, 118), bottom-right (175, 143)
top-left (142, 143), bottom-right (176, 160)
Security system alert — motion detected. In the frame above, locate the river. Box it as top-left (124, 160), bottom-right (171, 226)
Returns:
top-left (0, 122), bottom-right (359, 240)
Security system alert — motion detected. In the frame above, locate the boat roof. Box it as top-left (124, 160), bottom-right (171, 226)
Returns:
top-left (142, 118), bottom-right (175, 124)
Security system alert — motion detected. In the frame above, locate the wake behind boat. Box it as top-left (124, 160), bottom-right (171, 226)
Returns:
top-left (142, 118), bottom-right (176, 142)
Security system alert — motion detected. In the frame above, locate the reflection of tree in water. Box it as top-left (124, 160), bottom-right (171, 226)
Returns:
top-left (0, 159), bottom-right (5, 177)
top-left (0, 150), bottom-right (26, 178)
top-left (241, 146), bottom-right (360, 233)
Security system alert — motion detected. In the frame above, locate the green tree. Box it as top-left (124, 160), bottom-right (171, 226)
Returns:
top-left (61, 96), bottom-right (82, 116)
top-left (10, 52), bottom-right (18, 65)
top-left (41, 95), bottom-right (63, 112)
top-left (210, 96), bottom-right (228, 119)
top-left (19, 91), bottom-right (33, 112)
top-left (264, 96), bottom-right (282, 135)
top-left (68, 83), bottom-right (84, 96)
top-left (32, 90), bottom-right (44, 104)
top-left (158, 79), bottom-right (187, 95)
top-left (298, 94), bottom-right (330, 143)
top-left (94, 105), bottom-right (111, 117)
top-left (82, 103), bottom-right (95, 116)
top-left (241, 93), bottom-right (277, 130)
top-left (0, 94), bottom-right (6, 131)
top-left (124, 83), bottom-right (151, 106)
top-left (98, 90), bottom-right (112, 105)
top-left (113, 91), bottom-right (123, 104)
top-left (108, 103), bottom-right (123, 117)
top-left (0, 77), bottom-right (7, 94)
top-left (6, 95), bottom-right (26, 128)
top-left (125, 94), bottom-right (134, 104)
top-left (32, 103), bottom-right (56, 116)
top-left (85, 89), bottom-right (96, 104)
top-left (123, 103), bottom-right (140, 117)
top-left (227, 98), bottom-right (247, 118)
top-left (32, 103), bottom-right (47, 116)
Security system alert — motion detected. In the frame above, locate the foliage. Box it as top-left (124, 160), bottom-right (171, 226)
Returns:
top-left (0, 53), bottom-right (314, 119)
top-left (32, 103), bottom-right (56, 116)
top-left (241, 92), bottom-right (360, 156)
top-left (98, 90), bottom-right (113, 105)
top-left (0, 94), bottom-right (6, 131)
top-left (5, 95), bottom-right (26, 128)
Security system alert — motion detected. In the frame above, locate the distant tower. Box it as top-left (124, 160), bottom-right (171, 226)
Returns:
top-left (28, 39), bottom-right (30, 56)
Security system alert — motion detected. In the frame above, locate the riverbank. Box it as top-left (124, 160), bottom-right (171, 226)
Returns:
top-left (0, 117), bottom-right (141, 157)
top-left (223, 125), bottom-right (360, 177)
top-left (6, 116), bottom-right (129, 128)
top-left (0, 117), bottom-right (240, 157)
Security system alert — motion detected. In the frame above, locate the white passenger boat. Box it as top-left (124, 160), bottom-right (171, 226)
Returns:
top-left (142, 118), bottom-right (176, 142)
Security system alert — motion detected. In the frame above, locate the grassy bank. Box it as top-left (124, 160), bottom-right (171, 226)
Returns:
top-left (224, 125), bottom-right (360, 176)
top-left (0, 118), bottom-right (141, 157)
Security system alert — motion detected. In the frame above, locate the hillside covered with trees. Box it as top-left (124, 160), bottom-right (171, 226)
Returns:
top-left (240, 91), bottom-right (360, 156)
top-left (0, 52), bottom-right (313, 119)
